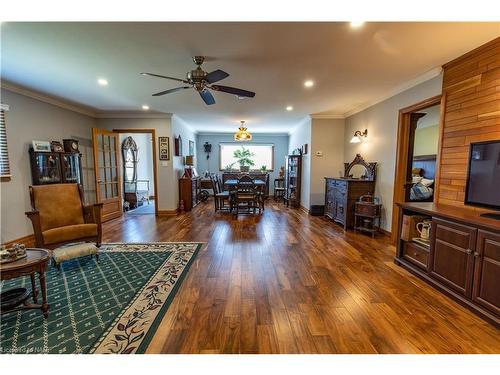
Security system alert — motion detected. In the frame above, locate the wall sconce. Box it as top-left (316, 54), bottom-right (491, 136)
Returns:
top-left (350, 129), bottom-right (368, 143)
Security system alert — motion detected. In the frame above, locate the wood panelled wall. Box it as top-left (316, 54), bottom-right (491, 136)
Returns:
top-left (438, 37), bottom-right (500, 208)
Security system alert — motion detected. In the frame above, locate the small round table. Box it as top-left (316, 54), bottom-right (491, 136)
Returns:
top-left (0, 248), bottom-right (50, 318)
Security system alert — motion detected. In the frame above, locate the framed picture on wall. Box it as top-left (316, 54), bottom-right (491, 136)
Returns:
top-left (174, 135), bottom-right (182, 156)
top-left (189, 140), bottom-right (195, 156)
top-left (158, 136), bottom-right (170, 160)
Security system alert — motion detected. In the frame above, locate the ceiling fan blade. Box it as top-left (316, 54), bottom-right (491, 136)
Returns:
top-left (199, 89), bottom-right (216, 105)
top-left (152, 86), bottom-right (190, 96)
top-left (141, 72), bottom-right (189, 84)
top-left (205, 69), bottom-right (230, 84)
top-left (211, 85), bottom-right (255, 98)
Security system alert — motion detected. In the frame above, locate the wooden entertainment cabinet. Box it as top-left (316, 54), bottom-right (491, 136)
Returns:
top-left (395, 202), bottom-right (500, 327)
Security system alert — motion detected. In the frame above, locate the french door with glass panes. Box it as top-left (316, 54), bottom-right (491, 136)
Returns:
top-left (92, 128), bottom-right (122, 221)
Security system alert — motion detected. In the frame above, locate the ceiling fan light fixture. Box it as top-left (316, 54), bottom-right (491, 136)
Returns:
top-left (234, 121), bottom-right (252, 142)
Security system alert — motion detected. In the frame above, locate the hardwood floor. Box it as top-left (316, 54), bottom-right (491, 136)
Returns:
top-left (102, 200), bottom-right (500, 354)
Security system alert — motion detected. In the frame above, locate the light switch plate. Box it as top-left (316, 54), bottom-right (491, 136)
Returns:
top-left (161, 161), bottom-right (169, 167)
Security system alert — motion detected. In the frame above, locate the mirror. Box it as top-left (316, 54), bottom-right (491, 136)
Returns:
top-left (124, 149), bottom-right (135, 181)
top-left (344, 154), bottom-right (377, 181)
top-left (348, 164), bottom-right (368, 179)
top-left (121, 136), bottom-right (138, 193)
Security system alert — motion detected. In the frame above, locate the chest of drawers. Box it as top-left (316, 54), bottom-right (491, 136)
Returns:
top-left (324, 178), bottom-right (375, 230)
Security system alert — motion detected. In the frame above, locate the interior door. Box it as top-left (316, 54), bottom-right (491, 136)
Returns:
top-left (403, 112), bottom-right (426, 201)
top-left (92, 128), bottom-right (122, 222)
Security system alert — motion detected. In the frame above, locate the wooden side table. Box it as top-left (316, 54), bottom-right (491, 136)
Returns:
top-left (354, 201), bottom-right (382, 238)
top-left (0, 248), bottom-right (50, 318)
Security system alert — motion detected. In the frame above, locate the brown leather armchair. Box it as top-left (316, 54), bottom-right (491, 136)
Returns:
top-left (25, 184), bottom-right (103, 249)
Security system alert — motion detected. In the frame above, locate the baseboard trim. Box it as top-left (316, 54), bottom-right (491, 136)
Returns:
top-left (157, 209), bottom-right (178, 216)
top-left (2, 234), bottom-right (36, 248)
top-left (379, 227), bottom-right (391, 237)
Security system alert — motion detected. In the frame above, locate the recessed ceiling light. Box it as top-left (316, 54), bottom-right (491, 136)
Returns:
top-left (142, 105), bottom-right (150, 110)
top-left (304, 80), bottom-right (314, 88)
top-left (286, 106), bottom-right (293, 111)
top-left (97, 78), bottom-right (108, 86)
top-left (350, 21), bottom-right (365, 28)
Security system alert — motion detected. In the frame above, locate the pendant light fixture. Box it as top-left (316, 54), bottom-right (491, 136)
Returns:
top-left (234, 120), bottom-right (252, 141)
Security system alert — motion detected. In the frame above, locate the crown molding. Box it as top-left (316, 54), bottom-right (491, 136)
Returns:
top-left (310, 114), bottom-right (345, 119)
top-left (95, 111), bottom-right (172, 119)
top-left (343, 67), bottom-right (443, 118)
top-left (1, 81), bottom-right (98, 117)
top-left (1, 81), bottom-right (173, 119)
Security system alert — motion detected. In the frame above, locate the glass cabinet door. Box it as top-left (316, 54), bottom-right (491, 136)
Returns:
top-left (62, 153), bottom-right (82, 183)
top-left (33, 152), bottom-right (62, 184)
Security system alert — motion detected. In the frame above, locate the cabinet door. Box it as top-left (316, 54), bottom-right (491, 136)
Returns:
top-left (429, 218), bottom-right (477, 297)
top-left (325, 180), bottom-right (336, 219)
top-left (472, 230), bottom-right (500, 316)
top-left (334, 196), bottom-right (346, 224)
top-left (334, 185), bottom-right (347, 224)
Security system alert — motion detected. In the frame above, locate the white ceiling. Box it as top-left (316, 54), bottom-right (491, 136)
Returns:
top-left (1, 22), bottom-right (499, 133)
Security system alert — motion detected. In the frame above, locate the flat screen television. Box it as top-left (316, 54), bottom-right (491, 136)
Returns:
top-left (465, 140), bottom-right (500, 219)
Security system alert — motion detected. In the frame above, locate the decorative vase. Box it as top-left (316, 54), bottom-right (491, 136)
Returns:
top-left (240, 165), bottom-right (250, 173)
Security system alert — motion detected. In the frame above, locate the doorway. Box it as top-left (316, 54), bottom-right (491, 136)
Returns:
top-left (91, 128), bottom-right (158, 221)
top-left (115, 129), bottom-right (158, 216)
top-left (391, 95), bottom-right (444, 241)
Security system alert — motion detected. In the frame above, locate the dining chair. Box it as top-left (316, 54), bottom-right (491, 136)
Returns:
top-left (234, 175), bottom-right (260, 215)
top-left (211, 175), bottom-right (230, 212)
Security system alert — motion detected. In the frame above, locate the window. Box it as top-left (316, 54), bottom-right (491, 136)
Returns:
top-left (219, 143), bottom-right (274, 171)
top-left (0, 105), bottom-right (11, 180)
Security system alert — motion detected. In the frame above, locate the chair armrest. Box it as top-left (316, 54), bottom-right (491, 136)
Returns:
top-left (83, 203), bottom-right (103, 246)
top-left (83, 203), bottom-right (103, 224)
top-left (25, 210), bottom-right (44, 247)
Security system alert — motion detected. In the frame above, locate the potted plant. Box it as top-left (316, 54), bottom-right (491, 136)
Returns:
top-left (260, 165), bottom-right (267, 172)
top-left (233, 147), bottom-right (255, 173)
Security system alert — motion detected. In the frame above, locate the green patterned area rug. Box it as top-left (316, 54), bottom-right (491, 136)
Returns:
top-left (0, 242), bottom-right (202, 354)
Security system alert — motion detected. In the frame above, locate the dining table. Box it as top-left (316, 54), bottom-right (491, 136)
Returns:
top-left (223, 178), bottom-right (267, 213)
top-left (224, 179), bottom-right (267, 190)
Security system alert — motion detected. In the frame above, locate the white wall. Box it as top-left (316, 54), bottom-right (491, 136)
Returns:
top-left (344, 74), bottom-right (443, 232)
top-left (310, 118), bottom-right (345, 206)
top-left (119, 133), bottom-right (155, 197)
top-left (171, 115), bottom-right (197, 207)
top-left (288, 117), bottom-right (311, 209)
top-left (96, 116), bottom-right (175, 211)
top-left (0, 88), bottom-right (97, 242)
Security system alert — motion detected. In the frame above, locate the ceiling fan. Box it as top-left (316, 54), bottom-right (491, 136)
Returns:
top-left (141, 56), bottom-right (256, 105)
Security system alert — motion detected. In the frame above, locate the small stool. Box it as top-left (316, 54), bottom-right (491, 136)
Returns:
top-left (52, 243), bottom-right (99, 271)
